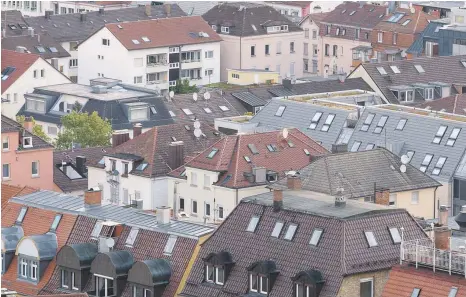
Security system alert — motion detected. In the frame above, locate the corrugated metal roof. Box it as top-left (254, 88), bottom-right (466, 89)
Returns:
top-left (11, 191), bottom-right (214, 239)
top-left (231, 92), bottom-right (267, 107)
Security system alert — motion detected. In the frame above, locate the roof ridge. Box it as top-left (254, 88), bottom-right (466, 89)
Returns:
top-left (231, 134), bottom-right (243, 187)
top-left (149, 128), bottom-right (158, 178)
top-left (453, 94), bottom-right (459, 114)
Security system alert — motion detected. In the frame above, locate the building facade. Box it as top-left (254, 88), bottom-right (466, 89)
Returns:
top-left (299, 13), bottom-right (329, 76)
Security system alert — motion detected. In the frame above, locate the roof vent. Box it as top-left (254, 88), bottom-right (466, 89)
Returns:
top-left (455, 206), bottom-right (466, 231)
top-left (80, 12), bottom-right (87, 22)
top-left (91, 85), bottom-right (108, 94)
top-left (334, 187), bottom-right (347, 207)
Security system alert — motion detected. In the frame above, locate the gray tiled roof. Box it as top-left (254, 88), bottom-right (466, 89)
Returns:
top-left (1, 10), bottom-right (28, 37)
top-left (406, 21), bottom-right (443, 55)
top-left (250, 98), bottom-right (361, 150)
top-left (279, 148), bottom-right (441, 197)
top-left (182, 191), bottom-right (428, 297)
top-left (268, 78), bottom-right (373, 97)
top-left (168, 1), bottom-right (220, 16)
top-left (231, 91), bottom-right (267, 107)
top-left (1, 115), bottom-right (53, 150)
top-left (351, 55), bottom-right (466, 104)
top-left (348, 106), bottom-right (466, 183)
top-left (2, 33), bottom-right (71, 59)
top-left (25, 5), bottom-right (186, 42)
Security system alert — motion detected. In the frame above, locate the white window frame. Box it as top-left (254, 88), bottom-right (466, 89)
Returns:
top-left (377, 32), bottom-right (383, 43)
top-left (20, 258), bottom-right (28, 277)
top-left (23, 136), bottom-right (33, 148)
top-left (215, 267), bottom-right (224, 285)
top-left (205, 264), bottom-right (214, 283)
top-left (205, 203), bottom-right (211, 217)
top-left (259, 276), bottom-right (268, 294)
top-left (411, 191), bottom-right (419, 205)
top-left (2, 136), bottom-right (9, 151)
top-left (94, 274), bottom-right (114, 297)
top-left (205, 50), bottom-right (214, 59)
top-left (221, 26), bottom-right (229, 33)
top-left (3, 163), bottom-right (10, 180)
top-left (218, 205), bottom-right (224, 219)
top-left (425, 88), bottom-right (434, 100)
top-left (360, 278), bottom-right (374, 297)
top-left (30, 260), bottom-right (38, 280)
top-left (31, 161), bottom-right (39, 177)
top-left (61, 269), bottom-right (68, 288)
top-left (250, 274), bottom-right (258, 292)
top-left (72, 271), bottom-right (78, 290)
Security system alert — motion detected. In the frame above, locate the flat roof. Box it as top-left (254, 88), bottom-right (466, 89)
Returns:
top-left (378, 104), bottom-right (466, 123)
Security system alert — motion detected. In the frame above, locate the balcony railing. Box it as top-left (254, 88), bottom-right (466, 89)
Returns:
top-left (147, 61), bottom-right (167, 67)
top-left (147, 80), bottom-right (167, 85)
top-left (169, 63), bottom-right (179, 69)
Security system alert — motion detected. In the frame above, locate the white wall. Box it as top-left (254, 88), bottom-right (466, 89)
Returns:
top-left (181, 42), bottom-right (221, 86)
top-left (1, 58), bottom-right (71, 118)
top-left (1, 0), bottom-right (53, 17)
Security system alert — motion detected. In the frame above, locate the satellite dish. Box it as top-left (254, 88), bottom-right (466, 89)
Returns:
top-left (401, 50), bottom-right (407, 58)
top-left (410, 6), bottom-right (415, 14)
top-left (106, 237), bottom-right (115, 248)
top-left (282, 128), bottom-right (289, 139)
top-left (204, 91), bottom-right (211, 100)
top-left (193, 120), bottom-right (201, 129)
top-left (400, 164), bottom-right (407, 173)
top-left (193, 93), bottom-right (198, 101)
top-left (169, 91), bottom-right (174, 98)
top-left (194, 128), bottom-right (202, 138)
top-left (400, 155), bottom-right (410, 164)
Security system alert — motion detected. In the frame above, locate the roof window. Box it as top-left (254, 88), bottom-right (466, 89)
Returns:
top-left (117, 24), bottom-right (123, 29)
top-left (275, 105), bottom-right (286, 117)
top-left (390, 65), bottom-right (400, 74)
top-left (341, 9), bottom-right (347, 13)
top-left (411, 288), bottom-right (421, 297)
top-left (374, 115), bottom-right (388, 134)
top-left (135, 162), bottom-right (148, 171)
top-left (132, 39), bottom-right (140, 44)
top-left (182, 108), bottom-right (193, 115)
top-left (171, 137), bottom-right (177, 142)
top-left (244, 156), bottom-right (251, 163)
top-left (204, 107), bottom-right (212, 114)
top-left (407, 151), bottom-right (415, 162)
top-left (449, 287), bottom-right (458, 297)
top-left (350, 141), bottom-right (361, 152)
top-left (364, 231), bottom-right (378, 247)
top-left (395, 119), bottom-right (407, 130)
top-left (388, 13), bottom-right (404, 22)
top-left (248, 144), bottom-right (259, 155)
top-left (349, 10), bottom-right (356, 15)
top-left (16, 207), bottom-right (27, 224)
top-left (8, 24), bottom-right (18, 30)
top-left (1, 66), bottom-right (16, 80)
top-left (271, 221), bottom-right (284, 238)
top-left (142, 36), bottom-right (150, 42)
top-left (361, 113), bottom-right (375, 131)
top-left (321, 114), bottom-right (335, 132)
top-left (389, 227), bottom-right (401, 244)
top-left (433, 125), bottom-right (447, 144)
top-left (163, 235), bottom-right (177, 255)
top-left (184, 125), bottom-right (191, 131)
top-left (36, 46), bottom-right (46, 53)
top-left (414, 65), bottom-right (425, 73)
top-left (379, 13), bottom-right (385, 18)
top-left (304, 148), bottom-right (310, 156)
top-left (402, 19), bottom-right (411, 26)
top-left (207, 148), bottom-right (219, 159)
top-left (432, 156), bottom-right (447, 176)
top-left (169, 110), bottom-right (176, 117)
top-left (266, 144), bottom-right (278, 152)
top-left (247, 215), bottom-right (260, 232)
top-left (150, 106), bottom-right (157, 114)
top-left (461, 60), bottom-right (466, 68)
top-left (284, 223), bottom-right (298, 241)
top-left (125, 227), bottom-right (139, 247)
top-left (50, 214), bottom-right (62, 232)
top-left (309, 112), bottom-right (323, 129)
top-left (91, 221), bottom-right (103, 239)
top-left (309, 228), bottom-right (323, 246)
top-left (446, 128), bottom-right (461, 146)
top-left (48, 47), bottom-right (58, 53)
top-left (420, 154), bottom-right (433, 172)
top-left (287, 140), bottom-right (295, 148)
top-left (219, 105), bottom-right (229, 111)
top-left (365, 143), bottom-right (375, 150)
top-left (180, 169), bottom-right (186, 177)
top-left (376, 66), bottom-right (387, 75)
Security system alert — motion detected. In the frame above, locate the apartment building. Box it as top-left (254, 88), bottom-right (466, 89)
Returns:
top-left (0, 0), bottom-right (51, 17)
top-left (202, 2), bottom-right (304, 81)
top-left (77, 16), bottom-right (222, 92)
top-left (299, 13), bottom-right (329, 76)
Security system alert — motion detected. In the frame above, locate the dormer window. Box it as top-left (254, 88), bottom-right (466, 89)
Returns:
top-left (22, 137), bottom-right (32, 148)
top-left (221, 26), bottom-right (229, 33)
top-left (25, 98), bottom-right (46, 113)
top-left (206, 264), bottom-right (225, 285)
top-left (293, 270), bottom-right (325, 297)
top-left (204, 251), bottom-right (234, 286)
top-left (128, 259), bottom-right (171, 297)
top-left (248, 260), bottom-right (279, 295)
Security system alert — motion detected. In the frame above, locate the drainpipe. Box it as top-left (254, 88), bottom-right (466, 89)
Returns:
top-left (434, 186), bottom-right (439, 219)
top-left (239, 35), bottom-right (242, 70)
top-left (235, 188), bottom-right (239, 207)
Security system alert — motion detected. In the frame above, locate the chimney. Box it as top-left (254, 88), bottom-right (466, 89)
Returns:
top-left (45, 10), bottom-right (53, 19)
top-left (112, 131), bottom-right (130, 148)
top-left (439, 205), bottom-right (449, 226)
top-left (145, 4), bottom-right (151, 16)
top-left (28, 27), bottom-right (34, 37)
top-left (23, 116), bottom-right (33, 132)
top-left (80, 12), bottom-right (87, 22)
top-left (287, 175), bottom-right (302, 190)
top-left (99, 7), bottom-right (105, 15)
top-left (51, 58), bottom-right (59, 70)
top-left (168, 141), bottom-right (184, 170)
top-left (388, 1), bottom-right (396, 14)
top-left (76, 156), bottom-right (87, 175)
top-left (133, 123), bottom-right (142, 138)
top-left (455, 205), bottom-right (466, 231)
top-left (331, 144), bottom-right (347, 153)
top-left (164, 3), bottom-right (171, 16)
top-left (156, 206), bottom-right (171, 224)
top-left (282, 78), bottom-right (292, 90)
top-left (15, 46), bottom-right (26, 53)
top-left (2, 29), bottom-right (6, 38)
top-left (273, 189), bottom-right (283, 212)
top-left (434, 226), bottom-right (451, 250)
top-left (375, 188), bottom-right (390, 205)
top-left (37, 33), bottom-right (40, 43)
top-left (335, 188), bottom-right (347, 207)
top-left (338, 72), bottom-right (346, 83)
top-left (85, 188), bottom-right (102, 206)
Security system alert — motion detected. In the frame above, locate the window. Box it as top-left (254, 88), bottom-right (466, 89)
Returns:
top-left (2, 164), bottom-right (10, 179)
top-left (126, 227), bottom-right (139, 246)
top-left (70, 41), bottom-right (78, 51)
top-left (395, 119), bottom-right (407, 130)
top-left (191, 172), bottom-right (197, 186)
top-left (312, 29), bottom-right (317, 39)
top-left (420, 154), bottom-right (433, 172)
top-left (336, 28), bottom-right (340, 35)
top-left (390, 65), bottom-right (400, 74)
top-left (250, 274), bottom-right (268, 294)
top-left (350, 141), bottom-right (361, 152)
top-left (333, 45), bottom-right (338, 57)
top-left (414, 65), bottom-right (425, 73)
top-left (248, 144), bottom-right (259, 155)
top-left (446, 128), bottom-right (461, 146)
top-left (389, 227), bottom-right (401, 244)
top-left (221, 26), bottom-right (229, 33)
top-left (207, 148), bottom-right (218, 159)
top-left (163, 235), bottom-right (177, 255)
top-left (169, 111), bottom-right (176, 117)
top-left (231, 73), bottom-right (239, 79)
top-left (326, 25), bottom-right (331, 35)
top-left (2, 136), bottom-right (9, 151)
top-left (271, 221), bottom-right (284, 238)
top-left (205, 69), bottom-right (214, 77)
top-left (192, 200), bottom-right (198, 214)
top-left (203, 107), bottom-right (212, 114)
top-left (365, 32), bottom-right (369, 39)
top-left (206, 264), bottom-right (214, 282)
top-left (284, 223), bottom-right (298, 240)
top-left (204, 174), bottom-right (211, 187)
top-left (218, 206), bottom-right (224, 219)
top-left (377, 32), bottom-right (383, 43)
top-left (16, 207), bottom-right (27, 224)
top-left (309, 112), bottom-right (322, 129)
top-left (275, 105), bottom-right (286, 117)
top-left (355, 28), bottom-right (360, 39)
top-left (411, 191), bottom-right (419, 204)
top-left (265, 44), bottom-right (270, 55)
top-left (360, 278), bottom-right (374, 297)
top-left (31, 161), bottom-right (39, 177)
top-left (91, 221), bottom-right (103, 239)
top-left (393, 32), bottom-right (397, 45)
top-left (402, 19), bottom-right (411, 26)
top-left (102, 38), bottom-right (110, 46)
top-left (424, 88), bottom-right (434, 100)
top-left (304, 28), bottom-right (309, 38)
top-left (290, 42), bottom-right (295, 53)
top-left (61, 269), bottom-right (68, 288)
top-left (219, 105), bottom-right (229, 111)
top-left (134, 76), bottom-right (142, 84)
top-left (374, 116), bottom-right (388, 134)
top-left (389, 193), bottom-right (397, 206)
top-left (309, 228), bottom-right (323, 246)
top-left (363, 143), bottom-right (374, 151)
top-left (411, 288), bottom-right (421, 297)
top-left (364, 231), bottom-right (377, 247)
top-left (247, 215), bottom-right (260, 232)
top-left (69, 59), bottom-right (78, 68)
top-left (95, 275), bottom-right (114, 297)
top-left (432, 156), bottom-right (447, 176)
top-left (50, 214), bottom-right (62, 232)
top-left (433, 125), bottom-right (447, 144)
top-left (276, 41), bottom-right (282, 54)
top-left (251, 45), bottom-right (255, 57)
top-left (321, 114), bottom-right (335, 132)
top-left (20, 258), bottom-right (28, 278)
top-left (449, 287), bottom-right (458, 297)
top-left (361, 113), bottom-right (375, 131)
top-left (324, 44), bottom-right (329, 56)
top-left (205, 203), bottom-right (211, 216)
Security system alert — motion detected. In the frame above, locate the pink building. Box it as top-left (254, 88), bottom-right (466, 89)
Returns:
top-left (1, 115), bottom-right (55, 190)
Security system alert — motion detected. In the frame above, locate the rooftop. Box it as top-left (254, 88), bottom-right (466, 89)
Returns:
top-left (1, 33), bottom-right (71, 59)
top-left (1, 49), bottom-right (40, 91)
top-left (1, 115), bottom-right (53, 150)
top-left (416, 94), bottom-right (466, 116)
top-left (374, 9), bottom-right (437, 35)
top-left (319, 2), bottom-right (387, 29)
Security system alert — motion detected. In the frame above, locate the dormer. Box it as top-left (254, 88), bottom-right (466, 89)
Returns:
top-left (203, 251), bottom-right (235, 286)
top-left (123, 102), bottom-right (149, 122)
top-left (247, 260), bottom-right (279, 295)
top-left (1, 225), bottom-right (24, 274)
top-left (127, 259), bottom-right (171, 296)
top-left (292, 270), bottom-right (325, 297)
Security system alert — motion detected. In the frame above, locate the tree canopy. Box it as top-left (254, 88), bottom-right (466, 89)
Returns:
top-left (16, 115), bottom-right (51, 143)
top-left (169, 79), bottom-right (198, 94)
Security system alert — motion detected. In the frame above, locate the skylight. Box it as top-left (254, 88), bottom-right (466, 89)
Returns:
top-left (219, 105), bottom-right (229, 111)
top-left (389, 227), bottom-right (401, 244)
top-left (204, 107), bottom-right (212, 114)
top-left (411, 288), bottom-right (421, 297)
top-left (271, 221), bottom-right (284, 238)
top-left (376, 66), bottom-right (387, 75)
top-left (407, 151), bottom-right (415, 162)
top-left (390, 65), bottom-right (400, 74)
top-left (350, 141), bottom-right (361, 152)
top-left (135, 162), bottom-right (148, 171)
top-left (163, 235), bottom-right (178, 255)
top-left (361, 113), bottom-right (375, 131)
top-left (448, 287), bottom-right (458, 297)
top-left (266, 144), bottom-right (278, 152)
top-left (414, 65), bottom-right (425, 73)
top-left (287, 140), bottom-right (295, 148)
top-left (16, 207), bottom-right (27, 224)
top-left (304, 149), bottom-right (310, 156)
top-left (402, 19), bottom-right (411, 26)
top-left (446, 128), bottom-right (461, 146)
top-left (366, 143), bottom-right (375, 150)
top-left (432, 156), bottom-right (447, 176)
top-left (50, 214), bottom-right (62, 231)
top-left (132, 39), bottom-right (140, 44)
top-left (309, 111), bottom-right (323, 129)
top-left (244, 156), bottom-right (251, 163)
top-left (284, 224), bottom-right (298, 240)
top-left (247, 215), bottom-right (260, 232)
top-left (364, 231), bottom-right (378, 247)
top-left (275, 105), bottom-right (286, 117)
top-left (125, 227), bottom-right (139, 246)
top-left (171, 136), bottom-right (177, 142)
top-left (349, 11), bottom-right (356, 15)
top-left (49, 47), bottom-right (58, 53)
top-left (248, 144), bottom-right (259, 155)
top-left (207, 148), bottom-right (219, 159)
top-left (36, 46), bottom-right (46, 53)
top-left (433, 125), bottom-right (447, 144)
top-left (388, 13), bottom-right (404, 22)
top-left (1, 66), bottom-right (16, 80)
top-left (91, 221), bottom-right (103, 239)
top-left (117, 24), bottom-right (123, 29)
top-left (142, 36), bottom-right (150, 42)
top-left (321, 114), bottom-right (335, 132)
top-left (420, 154), bottom-right (433, 172)
top-left (309, 228), bottom-right (323, 246)
top-left (169, 110), bottom-right (176, 117)
top-left (461, 60), bottom-right (466, 68)
top-left (182, 108), bottom-right (193, 115)
top-left (395, 119), bottom-right (407, 131)
top-left (374, 116), bottom-right (388, 134)
top-left (184, 125), bottom-right (191, 131)
top-left (341, 9), bottom-right (347, 14)
top-left (150, 106), bottom-right (157, 114)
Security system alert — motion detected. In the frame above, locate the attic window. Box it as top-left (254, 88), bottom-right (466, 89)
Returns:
top-left (309, 228), bottom-right (323, 246)
top-left (407, 151), bottom-right (415, 162)
top-left (414, 65), bottom-right (425, 73)
top-left (389, 227), bottom-right (401, 244)
top-left (388, 13), bottom-right (404, 22)
top-left (287, 140), bottom-right (295, 148)
top-left (420, 154), bottom-right (433, 172)
top-left (244, 156), bottom-right (251, 163)
top-left (275, 105), bottom-right (286, 117)
top-left (125, 227), bottom-right (139, 247)
top-left (374, 115), bottom-right (388, 134)
top-left (150, 106), bottom-right (157, 114)
top-left (163, 235), bottom-right (177, 255)
top-left (376, 67), bottom-right (387, 75)
top-left (221, 26), bottom-right (229, 33)
top-left (180, 169), bottom-right (186, 177)
top-left (1, 66), bottom-right (16, 80)
top-left (207, 148), bottom-right (219, 159)
top-left (219, 105), bottom-right (230, 111)
top-left (98, 158), bottom-right (105, 165)
top-left (411, 288), bottom-right (421, 297)
top-left (446, 128), bottom-right (461, 146)
top-left (284, 223), bottom-right (298, 241)
top-left (171, 137), bottom-right (177, 142)
top-left (135, 162), bottom-right (148, 171)
top-left (132, 39), bottom-right (140, 45)
top-left (182, 108), bottom-right (193, 115)
top-left (350, 141), bottom-right (361, 152)
top-left (402, 19), bottom-right (411, 26)
top-left (304, 149), bottom-right (310, 156)
top-left (321, 114), bottom-right (335, 132)
top-left (8, 24), bottom-right (18, 29)
top-left (49, 47), bottom-right (58, 53)
top-left (248, 144), bottom-right (259, 155)
top-left (461, 60), bottom-right (466, 68)
top-left (266, 144), bottom-right (278, 152)
top-left (91, 221), bottom-right (103, 239)
top-left (271, 221), bottom-right (284, 238)
top-left (366, 143), bottom-right (375, 150)
top-left (449, 287), bottom-right (458, 297)
top-left (309, 112), bottom-right (323, 129)
top-left (204, 107), bottom-right (212, 113)
top-left (184, 125), bottom-right (191, 131)
top-left (142, 36), bottom-right (150, 42)
top-left (433, 125), bottom-right (447, 144)
top-left (349, 10), bottom-right (356, 15)
top-left (246, 215), bottom-right (260, 232)
top-left (341, 9), bottom-right (347, 13)
top-left (50, 214), bottom-right (62, 232)
top-left (36, 46), bottom-right (46, 53)
top-left (169, 111), bottom-right (176, 117)
top-left (390, 65), bottom-right (400, 74)
top-left (395, 119), bottom-right (407, 130)
top-left (16, 207), bottom-right (27, 224)
top-left (117, 24), bottom-right (123, 29)
top-left (432, 156), bottom-right (447, 176)
top-left (364, 231), bottom-right (378, 247)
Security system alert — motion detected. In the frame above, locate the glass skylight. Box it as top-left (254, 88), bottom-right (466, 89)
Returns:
top-left (446, 128), bottom-right (461, 146)
top-left (182, 108), bottom-right (193, 115)
top-left (271, 221), bottom-right (284, 238)
top-left (432, 156), bottom-right (447, 176)
top-left (207, 148), bottom-right (219, 159)
top-left (411, 288), bottom-right (421, 297)
top-left (449, 287), bottom-right (458, 297)
top-left (389, 227), bottom-right (401, 244)
top-left (420, 154), bottom-right (433, 172)
top-left (364, 231), bottom-right (378, 247)
top-left (402, 19), bottom-right (411, 26)
top-left (91, 221), bottom-right (103, 239)
top-left (376, 67), bottom-right (387, 75)
top-left (309, 228), bottom-right (323, 246)
top-left (395, 119), bottom-right (407, 130)
top-left (433, 125), bottom-right (447, 144)
top-left (248, 144), bottom-right (259, 155)
top-left (390, 65), bottom-right (400, 74)
top-left (50, 214), bottom-right (62, 231)
top-left (244, 156), bottom-right (251, 163)
top-left (284, 224), bottom-right (298, 240)
top-left (304, 149), bottom-right (310, 156)
top-left (204, 107), bottom-right (212, 114)
top-left (132, 39), bottom-right (140, 44)
top-left (321, 114), bottom-right (335, 132)
top-left (150, 106), bottom-right (157, 114)
top-left (163, 235), bottom-right (177, 255)
top-left (350, 141), bottom-right (361, 152)
top-left (219, 105), bottom-right (229, 111)
top-left (361, 113), bottom-right (375, 131)
top-left (49, 47), bottom-right (58, 53)
top-left (374, 115), bottom-right (389, 134)
top-left (275, 105), bottom-right (286, 117)
top-left (169, 110), bottom-right (176, 117)
top-left (247, 215), bottom-right (260, 232)
top-left (36, 46), bottom-right (46, 53)
top-left (414, 65), bottom-right (425, 73)
top-left (142, 36), bottom-right (150, 42)
top-left (136, 162), bottom-right (148, 171)
top-left (365, 143), bottom-right (375, 150)
top-left (309, 112), bottom-right (323, 129)
top-left (125, 227), bottom-right (139, 246)
top-left (16, 207), bottom-right (27, 224)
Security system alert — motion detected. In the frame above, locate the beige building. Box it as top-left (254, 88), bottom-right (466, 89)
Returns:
top-left (226, 68), bottom-right (279, 85)
top-left (299, 12), bottom-right (329, 76)
top-left (203, 2), bottom-right (304, 81)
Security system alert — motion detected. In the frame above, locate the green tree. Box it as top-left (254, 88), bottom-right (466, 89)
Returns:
top-left (16, 115), bottom-right (51, 143)
top-left (55, 111), bottom-right (112, 149)
top-left (169, 79), bottom-right (198, 94)
top-left (72, 101), bottom-right (83, 112)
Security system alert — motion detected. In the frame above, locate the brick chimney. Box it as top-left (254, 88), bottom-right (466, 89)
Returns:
top-left (434, 226), bottom-right (451, 250)
top-left (145, 4), bottom-right (151, 16)
top-left (439, 205), bottom-right (449, 226)
top-left (168, 141), bottom-right (184, 170)
top-left (375, 188), bottom-right (390, 206)
top-left (287, 175), bottom-right (302, 190)
top-left (85, 188), bottom-right (102, 206)
top-left (133, 123), bottom-right (142, 138)
top-left (112, 131), bottom-right (130, 147)
top-left (273, 189), bottom-right (283, 212)
top-left (23, 116), bottom-right (33, 132)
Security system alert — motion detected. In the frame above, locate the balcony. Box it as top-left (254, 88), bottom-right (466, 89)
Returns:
top-left (180, 68), bottom-right (202, 82)
top-left (146, 54), bottom-right (167, 70)
top-left (169, 62), bottom-right (179, 69)
top-left (146, 72), bottom-right (167, 85)
top-left (181, 51), bottom-right (202, 69)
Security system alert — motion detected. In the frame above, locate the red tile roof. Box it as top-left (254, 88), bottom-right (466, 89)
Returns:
top-left (1, 183), bottom-right (38, 211)
top-left (1, 49), bottom-right (40, 92)
top-left (270, 1), bottom-right (310, 8)
top-left (170, 129), bottom-right (329, 188)
top-left (105, 16), bottom-right (222, 50)
top-left (319, 2), bottom-right (387, 28)
top-left (383, 265), bottom-right (466, 297)
top-left (374, 9), bottom-right (437, 35)
top-left (416, 94), bottom-right (466, 116)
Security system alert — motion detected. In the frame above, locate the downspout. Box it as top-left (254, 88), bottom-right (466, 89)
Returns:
top-left (235, 188), bottom-right (239, 206)
top-left (434, 186), bottom-right (439, 219)
top-left (240, 35), bottom-right (242, 70)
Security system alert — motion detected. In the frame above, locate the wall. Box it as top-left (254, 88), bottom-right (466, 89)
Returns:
top-left (218, 34), bottom-right (242, 81)
top-left (1, 58), bottom-right (71, 118)
top-left (181, 42), bottom-right (221, 86)
top-left (438, 28), bottom-right (466, 56)
top-left (227, 69), bottom-right (279, 85)
top-left (61, 41), bottom-right (79, 81)
top-left (300, 16), bottom-right (323, 76)
top-left (336, 269), bottom-right (390, 297)
top-left (1, 131), bottom-right (55, 190)
top-left (393, 188), bottom-right (437, 219)
top-left (50, 94), bottom-right (89, 112)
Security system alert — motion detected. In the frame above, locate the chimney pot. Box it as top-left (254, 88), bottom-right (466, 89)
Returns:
top-left (439, 205), bottom-right (449, 226)
top-left (133, 123), bottom-right (142, 138)
top-left (273, 189), bottom-right (283, 212)
top-left (85, 188), bottom-right (102, 206)
top-left (23, 116), bottom-right (34, 132)
top-left (434, 226), bottom-right (451, 250)
top-left (375, 188), bottom-right (390, 206)
top-left (286, 175), bottom-right (302, 190)
top-left (156, 206), bottom-right (171, 224)
top-left (168, 141), bottom-right (184, 170)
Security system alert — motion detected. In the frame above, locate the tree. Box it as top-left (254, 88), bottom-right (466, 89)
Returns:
top-left (72, 101), bottom-right (83, 112)
top-left (55, 111), bottom-right (112, 149)
top-left (16, 115), bottom-right (51, 143)
top-left (169, 79), bottom-right (198, 94)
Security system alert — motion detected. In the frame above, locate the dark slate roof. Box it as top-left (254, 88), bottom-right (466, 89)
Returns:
top-left (348, 105), bottom-right (466, 183)
top-left (406, 21), bottom-right (444, 55)
top-left (231, 91), bottom-right (267, 107)
top-left (103, 250), bottom-right (134, 275)
top-left (318, 2), bottom-right (387, 29)
top-left (1, 10), bottom-right (28, 37)
top-left (1, 115), bottom-right (53, 150)
top-left (25, 233), bottom-right (58, 260)
top-left (350, 55), bottom-right (466, 104)
top-left (182, 192), bottom-right (428, 297)
top-left (68, 243), bottom-right (98, 267)
top-left (279, 148), bottom-right (441, 197)
top-left (53, 147), bottom-right (109, 193)
top-left (202, 2), bottom-right (302, 37)
top-left (1, 225), bottom-right (24, 252)
top-left (1, 34), bottom-right (71, 59)
top-left (143, 259), bottom-right (172, 285)
top-left (24, 5), bottom-right (187, 42)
